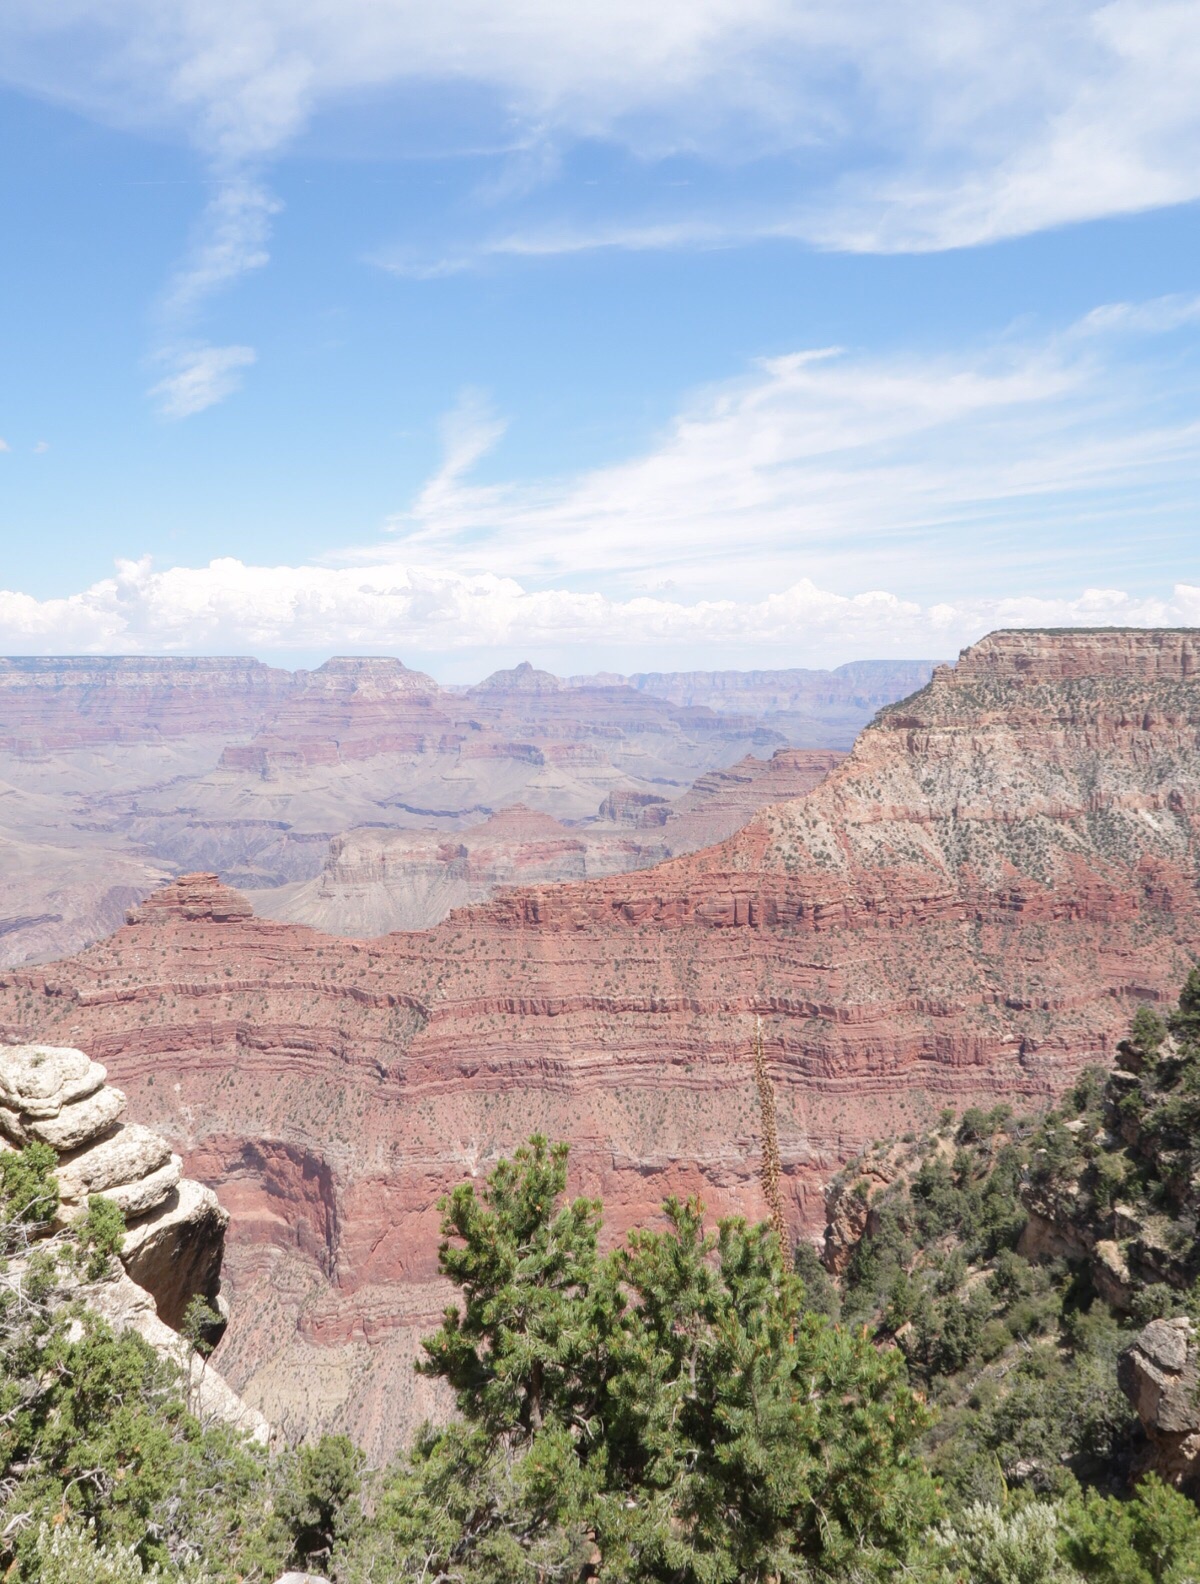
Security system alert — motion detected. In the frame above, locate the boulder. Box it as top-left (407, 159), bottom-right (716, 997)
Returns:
top-left (0, 1043), bottom-right (105, 1121)
top-left (1118, 1317), bottom-right (1200, 1488)
top-left (56, 1122), bottom-right (174, 1211)
top-left (26, 1084), bottom-right (125, 1151)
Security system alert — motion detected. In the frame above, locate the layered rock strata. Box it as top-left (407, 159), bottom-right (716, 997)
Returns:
top-left (2, 628), bottom-right (1198, 1457)
top-left (0, 656), bottom-right (903, 967)
top-left (252, 749), bottom-right (843, 936)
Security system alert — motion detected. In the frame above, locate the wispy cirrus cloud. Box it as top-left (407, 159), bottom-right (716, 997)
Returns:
top-left (4, 0), bottom-right (1200, 274)
top-left (0, 0), bottom-right (1199, 432)
top-left (377, 294), bottom-right (1200, 601)
top-left (149, 345), bottom-right (257, 419)
top-left (147, 175), bottom-right (278, 420)
top-left (158, 176), bottom-right (280, 323)
top-left (0, 290), bottom-right (1190, 669)
top-left (409, 390), bottom-right (509, 519)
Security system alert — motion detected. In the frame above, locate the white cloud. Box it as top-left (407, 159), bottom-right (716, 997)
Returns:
top-left (150, 344), bottom-right (257, 419)
top-left (0, 555), bottom-right (1196, 666)
top-left (407, 390), bottom-right (509, 520)
top-left (144, 178), bottom-right (275, 412)
top-left (32, 440), bottom-right (49, 454)
top-left (1076, 293), bottom-right (1200, 338)
top-left (2, 0), bottom-right (1199, 427)
top-left (371, 218), bottom-right (737, 278)
top-left (3, 292), bottom-right (1198, 665)
top-left (379, 298), bottom-right (1200, 599)
top-left (3, 1), bottom-right (1200, 255)
top-left (0, 439), bottom-right (9, 453)
top-left (159, 176), bottom-right (280, 323)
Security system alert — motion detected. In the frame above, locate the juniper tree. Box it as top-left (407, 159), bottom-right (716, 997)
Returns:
top-left (383, 1135), bottom-right (939, 1584)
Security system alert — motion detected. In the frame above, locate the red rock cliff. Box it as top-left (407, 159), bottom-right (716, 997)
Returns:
top-left (1, 628), bottom-right (1198, 1458)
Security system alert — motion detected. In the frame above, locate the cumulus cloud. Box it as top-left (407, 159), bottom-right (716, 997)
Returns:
top-left (0, 556), bottom-right (1196, 665)
top-left (150, 344), bottom-right (257, 419)
top-left (0, 438), bottom-right (9, 453)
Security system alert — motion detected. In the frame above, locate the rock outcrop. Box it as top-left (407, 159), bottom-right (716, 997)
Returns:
top-left (82, 1265), bottom-right (269, 1444)
top-left (1119, 1318), bottom-right (1200, 1489)
top-left (0, 1041), bottom-right (268, 1442)
top-left (2, 628), bottom-right (1197, 1458)
top-left (0, 1042), bottom-right (229, 1337)
top-left (821, 1139), bottom-right (928, 1275)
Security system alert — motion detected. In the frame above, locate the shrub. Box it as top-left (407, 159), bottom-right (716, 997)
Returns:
top-left (30, 1521), bottom-right (164, 1584)
top-left (928, 1500), bottom-right (1082, 1583)
top-left (79, 1194), bottom-right (127, 1281)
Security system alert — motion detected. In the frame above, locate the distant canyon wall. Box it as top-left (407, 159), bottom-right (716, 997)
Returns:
top-left (0, 655), bottom-right (926, 964)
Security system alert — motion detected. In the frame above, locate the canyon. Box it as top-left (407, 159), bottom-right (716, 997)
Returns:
top-left (0, 655), bottom-right (925, 963)
top-left (0, 628), bottom-right (1196, 1457)
top-left (255, 748), bottom-right (843, 935)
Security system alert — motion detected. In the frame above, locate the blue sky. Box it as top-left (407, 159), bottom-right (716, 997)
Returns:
top-left (1, 1), bottom-right (1200, 677)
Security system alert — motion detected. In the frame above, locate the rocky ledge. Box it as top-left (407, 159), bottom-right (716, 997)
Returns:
top-left (0, 1040), bottom-right (267, 1442)
top-left (1119, 1317), bottom-right (1200, 1490)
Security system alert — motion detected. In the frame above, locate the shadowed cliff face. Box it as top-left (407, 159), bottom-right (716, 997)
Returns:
top-left (1, 628), bottom-right (1198, 1460)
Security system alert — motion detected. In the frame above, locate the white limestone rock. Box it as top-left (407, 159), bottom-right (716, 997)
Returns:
top-left (56, 1122), bottom-right (173, 1211)
top-left (27, 1084), bottom-right (125, 1151)
top-left (84, 1267), bottom-right (270, 1445)
top-left (101, 1153), bottom-right (182, 1220)
top-left (0, 1103), bottom-right (27, 1144)
top-left (0, 1043), bottom-right (106, 1120)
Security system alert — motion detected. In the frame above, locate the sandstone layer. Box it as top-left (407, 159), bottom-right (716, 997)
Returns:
top-left (1, 628), bottom-right (1196, 1458)
top-left (0, 657), bottom-right (918, 966)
